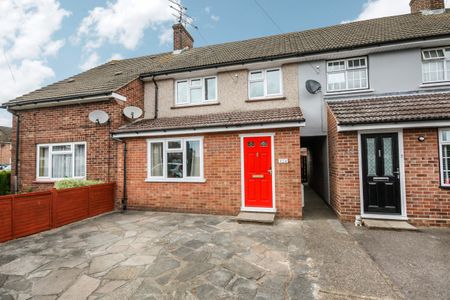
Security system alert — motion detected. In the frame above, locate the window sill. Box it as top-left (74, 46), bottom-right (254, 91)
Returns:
top-left (33, 180), bottom-right (56, 184)
top-left (171, 102), bottom-right (219, 109)
top-left (246, 96), bottom-right (286, 102)
top-left (145, 178), bottom-right (207, 183)
top-left (420, 82), bottom-right (450, 88)
top-left (324, 89), bottom-right (374, 97)
top-left (440, 185), bottom-right (450, 190)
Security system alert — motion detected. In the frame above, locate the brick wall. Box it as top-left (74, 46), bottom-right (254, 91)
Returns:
top-left (11, 78), bottom-right (144, 193)
top-left (117, 128), bottom-right (302, 218)
top-left (403, 128), bottom-right (450, 226)
top-left (327, 107), bottom-right (360, 221)
top-left (172, 23), bottom-right (194, 50)
top-left (0, 143), bottom-right (11, 165)
top-left (410, 0), bottom-right (445, 13)
top-left (327, 107), bottom-right (450, 227)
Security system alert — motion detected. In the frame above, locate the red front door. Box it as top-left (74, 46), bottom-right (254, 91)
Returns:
top-left (243, 136), bottom-right (273, 209)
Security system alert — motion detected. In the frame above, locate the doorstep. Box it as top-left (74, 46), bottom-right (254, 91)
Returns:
top-left (363, 219), bottom-right (417, 231)
top-left (235, 212), bottom-right (275, 224)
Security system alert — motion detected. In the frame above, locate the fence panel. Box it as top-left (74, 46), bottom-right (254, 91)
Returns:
top-left (89, 183), bottom-right (115, 217)
top-left (53, 187), bottom-right (90, 228)
top-left (13, 191), bottom-right (52, 239)
top-left (0, 196), bottom-right (13, 243)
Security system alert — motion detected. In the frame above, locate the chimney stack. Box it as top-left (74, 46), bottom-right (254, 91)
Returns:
top-left (410, 0), bottom-right (445, 13)
top-left (173, 23), bottom-right (194, 51)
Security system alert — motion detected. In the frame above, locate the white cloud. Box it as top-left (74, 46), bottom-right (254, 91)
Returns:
top-left (76, 0), bottom-right (173, 51)
top-left (110, 53), bottom-right (124, 61)
top-left (204, 6), bottom-right (220, 23)
top-left (348, 0), bottom-right (450, 22)
top-left (0, 0), bottom-right (70, 126)
top-left (211, 14), bottom-right (220, 22)
top-left (158, 27), bottom-right (172, 46)
top-left (80, 52), bottom-right (100, 71)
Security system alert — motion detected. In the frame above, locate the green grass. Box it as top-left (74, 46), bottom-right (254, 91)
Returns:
top-left (0, 170), bottom-right (11, 195)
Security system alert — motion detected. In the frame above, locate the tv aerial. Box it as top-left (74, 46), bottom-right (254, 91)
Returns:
top-left (123, 106), bottom-right (143, 120)
top-left (305, 80), bottom-right (322, 94)
top-left (88, 110), bottom-right (110, 125)
top-left (169, 0), bottom-right (198, 29)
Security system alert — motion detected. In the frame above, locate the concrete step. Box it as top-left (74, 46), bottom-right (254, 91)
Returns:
top-left (363, 219), bottom-right (417, 231)
top-left (235, 212), bottom-right (275, 224)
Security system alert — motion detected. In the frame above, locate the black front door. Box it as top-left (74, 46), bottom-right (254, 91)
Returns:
top-left (361, 133), bottom-right (401, 214)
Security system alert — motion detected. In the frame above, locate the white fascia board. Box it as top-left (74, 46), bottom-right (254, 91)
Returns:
top-left (112, 92), bottom-right (127, 101)
top-left (338, 120), bottom-right (450, 132)
top-left (9, 94), bottom-right (114, 110)
top-left (112, 121), bottom-right (305, 138)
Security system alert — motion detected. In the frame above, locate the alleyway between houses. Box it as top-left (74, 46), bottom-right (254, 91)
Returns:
top-left (0, 188), bottom-right (448, 299)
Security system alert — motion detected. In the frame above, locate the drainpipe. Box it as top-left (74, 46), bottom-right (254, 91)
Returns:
top-left (11, 111), bottom-right (20, 194)
top-left (112, 137), bottom-right (127, 212)
top-left (152, 76), bottom-right (159, 119)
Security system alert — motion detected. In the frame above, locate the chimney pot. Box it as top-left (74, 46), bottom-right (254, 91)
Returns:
top-left (173, 23), bottom-right (194, 51)
top-left (410, 0), bottom-right (445, 13)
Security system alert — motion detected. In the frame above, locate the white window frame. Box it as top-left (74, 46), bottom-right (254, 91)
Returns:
top-left (439, 128), bottom-right (450, 187)
top-left (248, 68), bottom-right (283, 99)
top-left (421, 47), bottom-right (450, 84)
top-left (146, 137), bottom-right (205, 183)
top-left (175, 76), bottom-right (217, 105)
top-left (326, 57), bottom-right (369, 92)
top-left (36, 142), bottom-right (87, 181)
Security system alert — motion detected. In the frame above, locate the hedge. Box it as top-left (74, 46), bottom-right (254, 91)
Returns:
top-left (54, 179), bottom-right (103, 190)
top-left (0, 171), bottom-right (11, 195)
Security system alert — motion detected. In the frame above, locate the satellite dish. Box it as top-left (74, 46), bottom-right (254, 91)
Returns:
top-left (88, 110), bottom-right (110, 124)
top-left (123, 106), bottom-right (143, 119)
top-left (305, 80), bottom-right (322, 94)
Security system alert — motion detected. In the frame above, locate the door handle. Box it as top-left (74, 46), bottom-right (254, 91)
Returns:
top-left (393, 168), bottom-right (400, 179)
top-left (268, 169), bottom-right (272, 175)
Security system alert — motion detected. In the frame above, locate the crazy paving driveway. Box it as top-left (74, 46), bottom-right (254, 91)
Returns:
top-left (0, 211), bottom-right (401, 300)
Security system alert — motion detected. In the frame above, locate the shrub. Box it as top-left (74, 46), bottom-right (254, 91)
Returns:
top-left (0, 171), bottom-right (11, 195)
top-left (54, 179), bottom-right (103, 190)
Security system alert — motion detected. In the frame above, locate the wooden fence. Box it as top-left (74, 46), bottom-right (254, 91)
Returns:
top-left (0, 183), bottom-right (115, 243)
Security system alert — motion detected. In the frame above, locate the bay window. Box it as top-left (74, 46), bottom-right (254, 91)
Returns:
top-left (248, 68), bottom-right (282, 99)
top-left (147, 137), bottom-right (204, 182)
top-left (422, 47), bottom-right (450, 83)
top-left (439, 129), bottom-right (450, 187)
top-left (175, 77), bottom-right (217, 105)
top-left (37, 142), bottom-right (86, 180)
top-left (327, 57), bottom-right (368, 92)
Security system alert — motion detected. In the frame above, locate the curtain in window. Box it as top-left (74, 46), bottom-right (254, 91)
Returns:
top-left (186, 141), bottom-right (200, 177)
top-left (39, 147), bottom-right (49, 177)
top-left (74, 144), bottom-right (85, 177)
top-left (151, 143), bottom-right (163, 176)
top-left (52, 154), bottom-right (72, 178)
top-left (443, 144), bottom-right (450, 185)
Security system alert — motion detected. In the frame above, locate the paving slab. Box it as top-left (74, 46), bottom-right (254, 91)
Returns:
top-left (235, 212), bottom-right (275, 224)
top-left (363, 219), bottom-right (418, 231)
top-left (59, 275), bottom-right (100, 300)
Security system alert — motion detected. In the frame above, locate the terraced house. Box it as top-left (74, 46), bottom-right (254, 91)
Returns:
top-left (2, 0), bottom-right (450, 226)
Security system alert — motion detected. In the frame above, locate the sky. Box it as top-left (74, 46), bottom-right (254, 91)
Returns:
top-left (0, 0), bottom-right (449, 126)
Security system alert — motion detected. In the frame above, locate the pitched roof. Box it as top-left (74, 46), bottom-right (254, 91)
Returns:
top-left (327, 92), bottom-right (450, 125)
top-left (0, 126), bottom-right (12, 143)
top-left (5, 10), bottom-right (450, 106)
top-left (114, 107), bottom-right (304, 133)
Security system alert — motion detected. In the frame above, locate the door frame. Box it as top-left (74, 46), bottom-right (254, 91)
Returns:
top-left (358, 129), bottom-right (408, 220)
top-left (240, 132), bottom-right (276, 213)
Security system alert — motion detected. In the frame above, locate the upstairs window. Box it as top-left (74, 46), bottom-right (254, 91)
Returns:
top-left (439, 129), bottom-right (450, 187)
top-left (175, 77), bottom-right (217, 105)
top-left (422, 47), bottom-right (450, 83)
top-left (37, 142), bottom-right (86, 180)
top-left (327, 57), bottom-right (368, 92)
top-left (248, 68), bottom-right (282, 99)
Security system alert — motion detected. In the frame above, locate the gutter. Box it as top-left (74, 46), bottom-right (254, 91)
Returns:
top-left (112, 137), bottom-right (128, 212)
top-left (139, 34), bottom-right (450, 78)
top-left (1, 92), bottom-right (126, 111)
top-left (11, 111), bottom-right (20, 194)
top-left (112, 120), bottom-right (306, 139)
top-left (151, 76), bottom-right (159, 119)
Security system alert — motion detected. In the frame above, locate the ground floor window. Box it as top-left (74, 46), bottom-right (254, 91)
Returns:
top-left (37, 142), bottom-right (86, 180)
top-left (439, 129), bottom-right (450, 187)
top-left (147, 137), bottom-right (204, 182)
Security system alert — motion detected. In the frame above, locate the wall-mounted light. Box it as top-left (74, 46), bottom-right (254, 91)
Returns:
top-left (418, 136), bottom-right (425, 142)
